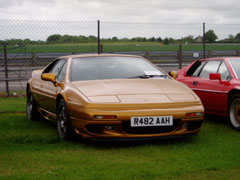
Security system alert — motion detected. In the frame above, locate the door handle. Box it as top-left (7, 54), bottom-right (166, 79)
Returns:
top-left (193, 81), bottom-right (198, 86)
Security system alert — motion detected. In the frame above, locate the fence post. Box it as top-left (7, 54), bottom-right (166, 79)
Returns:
top-left (178, 44), bottom-right (182, 69)
top-left (203, 22), bottom-right (206, 58)
top-left (3, 43), bottom-right (9, 97)
top-left (100, 44), bottom-right (103, 53)
top-left (31, 53), bottom-right (36, 66)
top-left (97, 20), bottom-right (101, 54)
top-left (236, 50), bottom-right (240, 56)
top-left (144, 51), bottom-right (149, 59)
top-left (208, 50), bottom-right (211, 58)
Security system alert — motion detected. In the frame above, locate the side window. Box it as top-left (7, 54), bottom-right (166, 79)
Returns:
top-left (50, 60), bottom-right (66, 75)
top-left (199, 61), bottom-right (221, 79)
top-left (186, 61), bottom-right (201, 76)
top-left (191, 61), bottom-right (207, 77)
top-left (42, 59), bottom-right (59, 73)
top-left (57, 61), bottom-right (67, 82)
top-left (218, 62), bottom-right (230, 80)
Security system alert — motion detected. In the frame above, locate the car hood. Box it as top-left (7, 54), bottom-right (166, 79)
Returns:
top-left (71, 79), bottom-right (198, 103)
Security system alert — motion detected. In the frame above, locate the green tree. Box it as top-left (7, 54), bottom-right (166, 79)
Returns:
top-left (163, 38), bottom-right (169, 45)
top-left (78, 35), bottom-right (88, 43)
top-left (112, 36), bottom-right (119, 42)
top-left (181, 35), bottom-right (195, 44)
top-left (235, 33), bottom-right (240, 41)
top-left (228, 34), bottom-right (235, 40)
top-left (46, 34), bottom-right (62, 43)
top-left (47, 34), bottom-right (62, 43)
top-left (149, 37), bottom-right (155, 42)
top-left (205, 30), bottom-right (218, 43)
top-left (88, 35), bottom-right (97, 42)
top-left (168, 38), bottom-right (175, 44)
top-left (23, 39), bottom-right (31, 44)
top-left (157, 37), bottom-right (162, 42)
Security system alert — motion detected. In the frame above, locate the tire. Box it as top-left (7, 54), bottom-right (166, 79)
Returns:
top-left (229, 94), bottom-right (240, 130)
top-left (57, 99), bottom-right (75, 140)
top-left (26, 90), bottom-right (38, 121)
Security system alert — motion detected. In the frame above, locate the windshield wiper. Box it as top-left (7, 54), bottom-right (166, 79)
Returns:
top-left (128, 74), bottom-right (168, 79)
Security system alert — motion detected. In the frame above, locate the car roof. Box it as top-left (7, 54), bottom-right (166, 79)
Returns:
top-left (58, 53), bottom-right (143, 60)
top-left (199, 57), bottom-right (240, 61)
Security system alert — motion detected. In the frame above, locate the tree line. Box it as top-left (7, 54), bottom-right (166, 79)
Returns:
top-left (1, 30), bottom-right (240, 46)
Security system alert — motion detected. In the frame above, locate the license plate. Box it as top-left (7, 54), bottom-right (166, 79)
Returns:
top-left (130, 116), bottom-right (173, 127)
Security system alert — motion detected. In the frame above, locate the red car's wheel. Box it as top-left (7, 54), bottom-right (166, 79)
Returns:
top-left (229, 94), bottom-right (240, 130)
top-left (57, 99), bottom-right (75, 140)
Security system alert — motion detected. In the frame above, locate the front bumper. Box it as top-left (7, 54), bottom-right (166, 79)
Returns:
top-left (71, 117), bottom-right (203, 139)
top-left (69, 101), bottom-right (204, 140)
top-left (81, 133), bottom-right (198, 141)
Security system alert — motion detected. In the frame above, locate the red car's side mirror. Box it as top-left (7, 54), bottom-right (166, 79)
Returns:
top-left (209, 73), bottom-right (230, 86)
top-left (209, 73), bottom-right (221, 81)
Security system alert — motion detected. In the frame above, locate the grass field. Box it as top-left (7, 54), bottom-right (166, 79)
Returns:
top-left (4, 42), bottom-right (240, 53)
top-left (1, 97), bottom-right (240, 179)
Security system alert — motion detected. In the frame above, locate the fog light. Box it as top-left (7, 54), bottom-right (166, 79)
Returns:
top-left (93, 115), bottom-right (117, 119)
top-left (181, 122), bottom-right (188, 129)
top-left (185, 112), bottom-right (203, 117)
top-left (104, 125), bottom-right (119, 131)
top-left (105, 125), bottom-right (113, 130)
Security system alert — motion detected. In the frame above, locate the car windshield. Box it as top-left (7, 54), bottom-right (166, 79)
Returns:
top-left (70, 56), bottom-right (167, 81)
top-left (230, 59), bottom-right (240, 79)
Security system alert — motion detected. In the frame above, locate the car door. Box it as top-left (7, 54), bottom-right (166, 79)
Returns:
top-left (36, 59), bottom-right (67, 113)
top-left (182, 60), bottom-right (230, 114)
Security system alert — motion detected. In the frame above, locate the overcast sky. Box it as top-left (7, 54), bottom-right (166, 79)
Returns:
top-left (0, 0), bottom-right (240, 40)
top-left (0, 0), bottom-right (240, 23)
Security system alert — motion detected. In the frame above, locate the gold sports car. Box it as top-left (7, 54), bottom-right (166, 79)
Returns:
top-left (26, 54), bottom-right (204, 140)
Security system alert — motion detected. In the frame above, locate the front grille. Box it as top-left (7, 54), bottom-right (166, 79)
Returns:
top-left (122, 119), bottom-right (181, 134)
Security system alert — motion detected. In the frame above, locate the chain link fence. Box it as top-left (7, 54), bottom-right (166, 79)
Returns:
top-left (1, 20), bottom-right (240, 96)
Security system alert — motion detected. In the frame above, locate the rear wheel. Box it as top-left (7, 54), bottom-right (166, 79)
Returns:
top-left (26, 90), bottom-right (38, 121)
top-left (229, 94), bottom-right (240, 130)
top-left (57, 99), bottom-right (75, 140)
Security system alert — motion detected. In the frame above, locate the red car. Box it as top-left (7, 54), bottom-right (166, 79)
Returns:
top-left (170, 57), bottom-right (240, 130)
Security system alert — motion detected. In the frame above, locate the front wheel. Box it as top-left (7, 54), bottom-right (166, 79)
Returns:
top-left (26, 90), bottom-right (38, 121)
top-left (57, 99), bottom-right (75, 140)
top-left (229, 94), bottom-right (240, 130)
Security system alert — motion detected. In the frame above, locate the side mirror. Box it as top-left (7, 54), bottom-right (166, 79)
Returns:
top-left (41, 73), bottom-right (56, 84)
top-left (168, 71), bottom-right (178, 79)
top-left (209, 73), bottom-right (230, 86)
top-left (209, 73), bottom-right (221, 81)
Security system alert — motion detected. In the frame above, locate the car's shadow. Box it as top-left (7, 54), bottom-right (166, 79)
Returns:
top-left (204, 114), bottom-right (231, 126)
top-left (76, 135), bottom-right (197, 149)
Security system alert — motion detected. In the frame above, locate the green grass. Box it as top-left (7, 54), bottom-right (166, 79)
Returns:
top-left (0, 97), bottom-right (26, 113)
top-left (1, 97), bottom-right (240, 179)
top-left (4, 42), bottom-right (240, 53)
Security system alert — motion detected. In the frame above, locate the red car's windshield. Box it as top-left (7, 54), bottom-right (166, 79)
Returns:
top-left (230, 59), bottom-right (240, 79)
